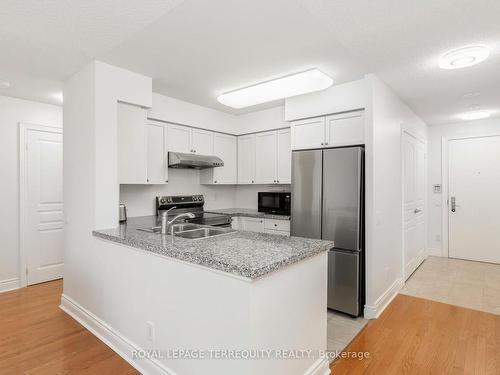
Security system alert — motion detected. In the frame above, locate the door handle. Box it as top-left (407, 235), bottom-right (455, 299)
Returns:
top-left (450, 196), bottom-right (457, 212)
top-left (414, 208), bottom-right (422, 214)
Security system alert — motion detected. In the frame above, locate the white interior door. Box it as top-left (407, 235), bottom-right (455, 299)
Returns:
top-left (403, 132), bottom-right (426, 279)
top-left (448, 135), bottom-right (500, 264)
top-left (24, 128), bottom-right (64, 285)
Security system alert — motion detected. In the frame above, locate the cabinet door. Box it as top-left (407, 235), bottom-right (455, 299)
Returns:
top-left (277, 129), bottom-right (291, 184)
top-left (117, 103), bottom-right (147, 183)
top-left (213, 133), bottom-right (237, 184)
top-left (325, 111), bottom-right (364, 147)
top-left (146, 124), bottom-right (167, 184)
top-left (255, 131), bottom-right (278, 184)
top-left (192, 128), bottom-right (214, 155)
top-left (167, 124), bottom-right (191, 153)
top-left (238, 134), bottom-right (256, 184)
top-left (290, 117), bottom-right (325, 150)
top-left (240, 217), bottom-right (265, 232)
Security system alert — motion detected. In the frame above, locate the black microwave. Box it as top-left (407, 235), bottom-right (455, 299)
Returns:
top-left (258, 192), bottom-right (291, 215)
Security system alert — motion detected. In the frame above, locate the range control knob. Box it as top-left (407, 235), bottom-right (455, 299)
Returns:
top-left (192, 196), bottom-right (198, 201)
top-left (167, 198), bottom-right (172, 203)
top-left (160, 198), bottom-right (166, 204)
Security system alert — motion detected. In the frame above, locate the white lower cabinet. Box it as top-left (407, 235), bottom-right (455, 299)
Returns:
top-left (264, 218), bottom-right (290, 236)
top-left (232, 216), bottom-right (290, 236)
top-left (238, 217), bottom-right (265, 232)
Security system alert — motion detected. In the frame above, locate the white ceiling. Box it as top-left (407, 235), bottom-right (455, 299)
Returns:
top-left (0, 0), bottom-right (499, 125)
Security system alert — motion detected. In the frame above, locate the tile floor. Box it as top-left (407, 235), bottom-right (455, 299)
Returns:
top-left (400, 256), bottom-right (500, 315)
top-left (327, 310), bottom-right (367, 358)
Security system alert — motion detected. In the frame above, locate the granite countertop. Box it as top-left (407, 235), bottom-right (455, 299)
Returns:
top-left (205, 208), bottom-right (290, 221)
top-left (92, 216), bottom-right (332, 280)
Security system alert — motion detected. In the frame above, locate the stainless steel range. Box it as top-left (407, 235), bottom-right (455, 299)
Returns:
top-left (156, 195), bottom-right (231, 227)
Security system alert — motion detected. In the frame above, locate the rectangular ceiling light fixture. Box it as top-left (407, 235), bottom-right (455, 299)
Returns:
top-left (217, 69), bottom-right (333, 108)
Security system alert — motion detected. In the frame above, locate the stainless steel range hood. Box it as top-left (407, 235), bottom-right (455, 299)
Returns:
top-left (168, 151), bottom-right (224, 169)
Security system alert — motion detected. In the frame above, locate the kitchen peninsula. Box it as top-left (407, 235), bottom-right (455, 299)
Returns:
top-left (62, 215), bottom-right (333, 375)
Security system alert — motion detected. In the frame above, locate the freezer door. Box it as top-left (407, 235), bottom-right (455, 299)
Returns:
top-left (322, 147), bottom-right (363, 250)
top-left (291, 150), bottom-right (322, 239)
top-left (327, 249), bottom-right (360, 315)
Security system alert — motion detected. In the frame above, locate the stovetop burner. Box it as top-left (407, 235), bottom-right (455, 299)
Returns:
top-left (156, 195), bottom-right (231, 227)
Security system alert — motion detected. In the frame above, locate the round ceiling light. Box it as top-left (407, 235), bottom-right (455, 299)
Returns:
top-left (459, 110), bottom-right (492, 121)
top-left (439, 45), bottom-right (490, 69)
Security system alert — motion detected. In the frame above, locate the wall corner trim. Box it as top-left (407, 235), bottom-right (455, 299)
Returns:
top-left (60, 294), bottom-right (176, 375)
top-left (363, 277), bottom-right (403, 319)
top-left (0, 278), bottom-right (20, 293)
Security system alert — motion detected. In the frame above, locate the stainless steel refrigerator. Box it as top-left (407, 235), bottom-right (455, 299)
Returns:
top-left (291, 146), bottom-right (364, 316)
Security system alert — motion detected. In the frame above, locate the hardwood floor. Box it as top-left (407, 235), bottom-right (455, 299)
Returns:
top-left (3, 281), bottom-right (499, 374)
top-left (331, 294), bottom-right (500, 375)
top-left (0, 280), bottom-right (139, 375)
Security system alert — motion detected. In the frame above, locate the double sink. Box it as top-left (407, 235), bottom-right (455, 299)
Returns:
top-left (138, 223), bottom-right (236, 240)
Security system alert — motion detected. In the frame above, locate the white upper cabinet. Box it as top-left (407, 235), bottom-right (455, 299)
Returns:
top-left (118, 103), bottom-right (167, 185)
top-left (290, 117), bottom-right (325, 150)
top-left (255, 131), bottom-right (278, 184)
top-left (118, 103), bottom-right (147, 184)
top-left (200, 133), bottom-right (237, 184)
top-left (325, 111), bottom-right (364, 147)
top-left (167, 124), bottom-right (191, 153)
top-left (277, 129), bottom-right (291, 184)
top-left (191, 128), bottom-right (214, 155)
top-left (146, 123), bottom-right (168, 184)
top-left (290, 110), bottom-right (364, 150)
top-left (238, 134), bottom-right (256, 184)
top-left (167, 124), bottom-right (214, 155)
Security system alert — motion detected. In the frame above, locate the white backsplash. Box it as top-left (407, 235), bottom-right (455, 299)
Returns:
top-left (119, 168), bottom-right (290, 217)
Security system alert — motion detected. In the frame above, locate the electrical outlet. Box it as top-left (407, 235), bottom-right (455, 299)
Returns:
top-left (146, 321), bottom-right (155, 342)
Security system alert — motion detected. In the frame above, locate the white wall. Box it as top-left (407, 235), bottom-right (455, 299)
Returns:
top-left (120, 169), bottom-right (238, 217)
top-left (427, 117), bottom-right (500, 256)
top-left (284, 79), bottom-right (366, 121)
top-left (63, 61), bottom-right (152, 307)
top-left (363, 74), bottom-right (427, 318)
top-left (0, 95), bottom-right (62, 290)
top-left (148, 93), bottom-right (235, 134)
top-left (234, 106), bottom-right (288, 134)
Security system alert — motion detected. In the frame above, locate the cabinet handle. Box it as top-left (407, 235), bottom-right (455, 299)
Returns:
top-left (252, 180), bottom-right (254, 183)
top-left (325, 142), bottom-right (329, 145)
top-left (321, 142), bottom-right (324, 146)
top-left (214, 181), bottom-right (217, 183)
top-left (274, 224), bottom-right (277, 227)
top-left (147, 178), bottom-right (149, 183)
top-left (165, 180), bottom-right (168, 183)
top-left (277, 180), bottom-right (279, 183)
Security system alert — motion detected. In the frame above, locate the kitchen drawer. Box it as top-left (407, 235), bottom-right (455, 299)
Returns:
top-left (264, 229), bottom-right (290, 236)
top-left (264, 219), bottom-right (290, 232)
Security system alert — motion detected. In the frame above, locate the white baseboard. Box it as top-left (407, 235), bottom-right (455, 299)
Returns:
top-left (0, 278), bottom-right (20, 293)
top-left (427, 247), bottom-right (444, 257)
top-left (304, 358), bottom-right (331, 375)
top-left (363, 277), bottom-right (403, 320)
top-left (60, 294), bottom-right (176, 375)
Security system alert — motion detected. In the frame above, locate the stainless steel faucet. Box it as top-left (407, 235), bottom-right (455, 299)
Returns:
top-left (160, 208), bottom-right (195, 234)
